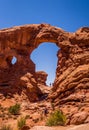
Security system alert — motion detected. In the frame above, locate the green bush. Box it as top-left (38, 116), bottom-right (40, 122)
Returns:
top-left (8, 104), bottom-right (20, 115)
top-left (0, 124), bottom-right (13, 130)
top-left (46, 110), bottom-right (66, 126)
top-left (17, 116), bottom-right (26, 130)
top-left (25, 115), bottom-right (30, 119)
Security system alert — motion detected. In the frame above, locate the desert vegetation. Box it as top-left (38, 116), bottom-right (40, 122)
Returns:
top-left (46, 110), bottom-right (66, 126)
top-left (17, 116), bottom-right (26, 130)
top-left (8, 104), bottom-right (20, 115)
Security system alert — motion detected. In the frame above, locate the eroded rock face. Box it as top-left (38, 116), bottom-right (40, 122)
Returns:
top-left (20, 73), bottom-right (42, 102)
top-left (35, 71), bottom-right (48, 86)
top-left (49, 27), bottom-right (89, 124)
top-left (0, 24), bottom-right (89, 124)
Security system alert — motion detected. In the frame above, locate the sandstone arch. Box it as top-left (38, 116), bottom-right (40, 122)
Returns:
top-left (0, 24), bottom-right (70, 92)
top-left (0, 24), bottom-right (89, 124)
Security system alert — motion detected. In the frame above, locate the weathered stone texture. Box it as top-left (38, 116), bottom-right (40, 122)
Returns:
top-left (35, 71), bottom-right (48, 86)
top-left (0, 24), bottom-right (89, 124)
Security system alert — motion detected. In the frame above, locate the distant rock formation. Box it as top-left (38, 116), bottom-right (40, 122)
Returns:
top-left (35, 71), bottom-right (48, 86)
top-left (0, 24), bottom-right (89, 124)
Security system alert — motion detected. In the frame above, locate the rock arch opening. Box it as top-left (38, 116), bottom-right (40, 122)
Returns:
top-left (11, 56), bottom-right (17, 65)
top-left (31, 42), bottom-right (59, 86)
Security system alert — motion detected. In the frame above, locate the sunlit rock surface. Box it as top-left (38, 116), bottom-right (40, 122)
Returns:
top-left (0, 24), bottom-right (89, 124)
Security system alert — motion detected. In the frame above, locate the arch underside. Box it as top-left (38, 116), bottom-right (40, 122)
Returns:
top-left (0, 24), bottom-right (89, 124)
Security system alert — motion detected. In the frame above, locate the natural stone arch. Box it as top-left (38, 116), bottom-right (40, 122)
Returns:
top-left (0, 24), bottom-right (89, 124)
top-left (0, 23), bottom-right (70, 87)
top-left (0, 24), bottom-right (89, 87)
top-left (0, 24), bottom-right (89, 88)
top-left (0, 24), bottom-right (70, 51)
top-left (0, 23), bottom-right (71, 98)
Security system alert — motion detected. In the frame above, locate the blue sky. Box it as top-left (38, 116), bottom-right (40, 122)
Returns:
top-left (0, 0), bottom-right (89, 85)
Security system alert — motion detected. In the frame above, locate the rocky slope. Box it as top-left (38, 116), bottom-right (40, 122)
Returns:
top-left (0, 24), bottom-right (89, 125)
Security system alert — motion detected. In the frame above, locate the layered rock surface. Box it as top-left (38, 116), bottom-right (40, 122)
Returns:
top-left (0, 24), bottom-right (89, 124)
top-left (49, 27), bottom-right (89, 124)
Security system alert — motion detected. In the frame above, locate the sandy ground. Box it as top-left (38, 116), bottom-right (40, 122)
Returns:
top-left (30, 124), bottom-right (89, 130)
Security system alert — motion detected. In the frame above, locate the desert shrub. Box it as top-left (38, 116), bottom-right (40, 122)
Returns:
top-left (8, 104), bottom-right (20, 115)
top-left (17, 116), bottom-right (26, 130)
top-left (46, 110), bottom-right (66, 126)
top-left (25, 115), bottom-right (30, 119)
top-left (0, 124), bottom-right (13, 130)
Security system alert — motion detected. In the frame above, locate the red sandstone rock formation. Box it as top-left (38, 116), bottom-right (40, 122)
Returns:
top-left (35, 71), bottom-right (48, 86)
top-left (35, 71), bottom-right (50, 95)
top-left (20, 73), bottom-right (42, 102)
top-left (0, 24), bottom-right (89, 124)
